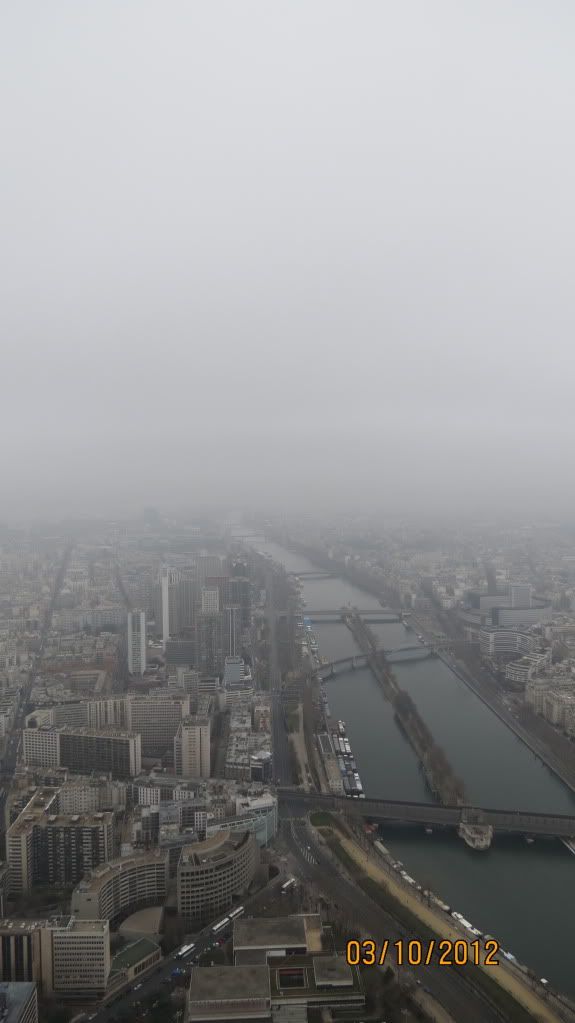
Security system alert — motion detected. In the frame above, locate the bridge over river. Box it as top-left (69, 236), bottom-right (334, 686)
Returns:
top-left (304, 609), bottom-right (402, 623)
top-left (278, 790), bottom-right (575, 839)
top-left (317, 645), bottom-right (443, 675)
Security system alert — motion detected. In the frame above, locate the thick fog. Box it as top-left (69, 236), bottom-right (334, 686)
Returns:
top-left (2, 2), bottom-right (575, 521)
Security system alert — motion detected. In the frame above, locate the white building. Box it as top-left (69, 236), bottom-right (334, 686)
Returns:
top-left (127, 610), bottom-right (147, 675)
top-left (161, 567), bottom-right (170, 650)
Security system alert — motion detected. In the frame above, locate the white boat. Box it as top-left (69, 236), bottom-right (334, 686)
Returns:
top-left (458, 821), bottom-right (493, 851)
top-left (562, 838), bottom-right (575, 856)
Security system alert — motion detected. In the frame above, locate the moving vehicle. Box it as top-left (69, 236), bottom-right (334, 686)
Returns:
top-left (176, 942), bottom-right (196, 959)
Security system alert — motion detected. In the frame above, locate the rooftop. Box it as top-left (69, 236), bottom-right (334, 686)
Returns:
top-left (312, 955), bottom-right (354, 987)
top-left (179, 829), bottom-right (251, 867)
top-left (188, 965), bottom-right (270, 1002)
top-left (233, 916), bottom-right (306, 951)
top-left (73, 850), bottom-right (168, 894)
top-left (110, 938), bottom-right (160, 974)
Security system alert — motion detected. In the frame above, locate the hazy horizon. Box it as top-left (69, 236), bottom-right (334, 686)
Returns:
top-left (3, 2), bottom-right (575, 521)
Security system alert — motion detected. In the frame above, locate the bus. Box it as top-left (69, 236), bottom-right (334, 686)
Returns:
top-left (229, 906), bottom-right (245, 920)
top-left (176, 943), bottom-right (196, 959)
top-left (212, 917), bottom-right (230, 934)
top-left (281, 877), bottom-right (296, 894)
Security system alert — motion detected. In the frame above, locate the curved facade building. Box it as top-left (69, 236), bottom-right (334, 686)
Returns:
top-left (71, 850), bottom-right (169, 924)
top-left (177, 829), bottom-right (258, 926)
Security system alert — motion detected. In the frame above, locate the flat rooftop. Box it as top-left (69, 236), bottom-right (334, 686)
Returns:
top-left (268, 955), bottom-right (364, 1002)
top-left (313, 955), bottom-right (354, 986)
top-left (180, 829), bottom-right (250, 866)
top-left (110, 938), bottom-right (160, 974)
top-left (233, 917), bottom-right (307, 950)
top-left (74, 849), bottom-right (168, 892)
top-left (188, 965), bottom-right (270, 1001)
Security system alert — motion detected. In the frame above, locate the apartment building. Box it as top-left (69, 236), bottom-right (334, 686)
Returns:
top-left (0, 917), bottom-right (110, 999)
top-left (7, 788), bottom-right (115, 893)
top-left (177, 830), bottom-right (258, 926)
top-left (23, 726), bottom-right (141, 779)
top-left (173, 717), bottom-right (211, 779)
top-left (71, 850), bottom-right (169, 923)
top-left (39, 918), bottom-right (110, 996)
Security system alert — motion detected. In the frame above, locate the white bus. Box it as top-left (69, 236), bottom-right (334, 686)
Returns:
top-left (281, 878), bottom-right (296, 894)
top-left (176, 943), bottom-right (196, 959)
top-left (229, 906), bottom-right (245, 920)
top-left (212, 917), bottom-right (230, 934)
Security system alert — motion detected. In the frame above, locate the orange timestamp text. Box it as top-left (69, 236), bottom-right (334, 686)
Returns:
top-left (346, 938), bottom-right (500, 967)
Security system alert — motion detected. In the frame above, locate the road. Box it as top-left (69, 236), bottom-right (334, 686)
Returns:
top-left (90, 873), bottom-right (287, 1021)
top-left (281, 813), bottom-right (507, 1023)
top-left (265, 565), bottom-right (291, 786)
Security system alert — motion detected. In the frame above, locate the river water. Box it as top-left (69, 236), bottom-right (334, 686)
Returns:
top-left (260, 540), bottom-right (575, 997)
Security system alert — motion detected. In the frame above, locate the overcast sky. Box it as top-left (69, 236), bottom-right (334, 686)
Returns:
top-left (2, 2), bottom-right (575, 522)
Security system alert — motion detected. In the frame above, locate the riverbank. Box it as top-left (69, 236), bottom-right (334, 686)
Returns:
top-left (310, 816), bottom-right (573, 1023)
top-left (431, 643), bottom-right (575, 798)
top-left (257, 536), bottom-right (575, 997)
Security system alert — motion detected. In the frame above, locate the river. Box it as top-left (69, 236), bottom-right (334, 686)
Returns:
top-left (258, 539), bottom-right (575, 998)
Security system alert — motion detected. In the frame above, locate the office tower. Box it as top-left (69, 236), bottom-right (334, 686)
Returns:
top-left (173, 716), bottom-right (211, 778)
top-left (39, 918), bottom-right (110, 997)
top-left (161, 566), bottom-right (170, 648)
top-left (126, 694), bottom-right (190, 757)
top-left (127, 609), bottom-right (147, 675)
top-left (0, 919), bottom-right (110, 999)
top-left (195, 612), bottom-right (224, 674)
top-left (154, 568), bottom-right (198, 643)
top-left (229, 575), bottom-right (252, 630)
top-left (224, 605), bottom-right (241, 657)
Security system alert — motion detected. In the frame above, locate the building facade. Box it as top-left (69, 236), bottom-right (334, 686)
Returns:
top-left (71, 850), bottom-right (169, 924)
top-left (127, 610), bottom-right (147, 676)
top-left (174, 717), bottom-right (211, 779)
top-left (177, 830), bottom-right (258, 926)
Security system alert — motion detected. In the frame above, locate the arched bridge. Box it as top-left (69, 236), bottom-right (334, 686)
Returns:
top-left (278, 790), bottom-right (575, 839)
top-left (317, 645), bottom-right (438, 677)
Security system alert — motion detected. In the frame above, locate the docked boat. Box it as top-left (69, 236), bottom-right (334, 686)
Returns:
top-left (458, 821), bottom-right (493, 851)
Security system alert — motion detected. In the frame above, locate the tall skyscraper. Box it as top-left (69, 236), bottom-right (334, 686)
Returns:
top-left (127, 610), bottom-right (146, 675)
top-left (161, 566), bottom-right (170, 649)
top-left (224, 605), bottom-right (241, 657)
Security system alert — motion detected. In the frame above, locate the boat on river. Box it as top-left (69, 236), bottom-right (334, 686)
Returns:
top-left (458, 821), bottom-right (493, 851)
